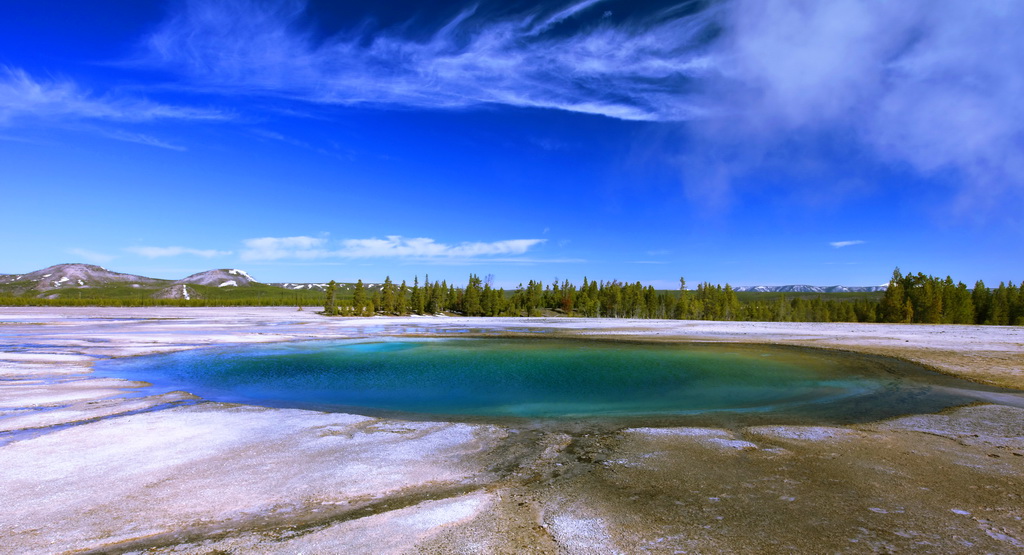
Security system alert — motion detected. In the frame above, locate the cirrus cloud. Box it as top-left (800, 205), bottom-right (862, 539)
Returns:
top-left (338, 236), bottom-right (545, 258)
top-left (126, 246), bottom-right (233, 258)
top-left (67, 248), bottom-right (117, 264)
top-left (0, 66), bottom-right (226, 126)
top-left (239, 235), bottom-right (546, 262)
top-left (240, 236), bottom-right (329, 261)
top-left (141, 0), bottom-right (718, 121)
top-left (139, 0), bottom-right (1024, 213)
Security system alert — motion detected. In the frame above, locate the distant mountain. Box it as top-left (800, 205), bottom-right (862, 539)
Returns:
top-left (0, 263), bottom-right (278, 301)
top-left (268, 282), bottom-right (386, 292)
top-left (175, 269), bottom-right (259, 288)
top-left (153, 269), bottom-right (261, 300)
top-left (0, 263), bottom-right (168, 295)
top-left (271, 282), bottom-right (330, 292)
top-left (1, 263), bottom-right (890, 301)
top-left (733, 284), bottom-right (888, 293)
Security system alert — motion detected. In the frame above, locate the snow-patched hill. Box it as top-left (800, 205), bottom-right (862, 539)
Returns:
top-left (267, 282), bottom-right (386, 292)
top-left (175, 269), bottom-right (259, 288)
top-left (0, 263), bottom-right (166, 293)
top-left (0, 264), bottom-right (271, 300)
top-left (153, 269), bottom-right (261, 300)
top-left (270, 282), bottom-right (330, 292)
top-left (1, 263), bottom-right (889, 300)
top-left (733, 285), bottom-right (888, 293)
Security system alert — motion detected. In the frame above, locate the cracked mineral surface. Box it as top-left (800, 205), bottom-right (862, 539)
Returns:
top-left (1, 308), bottom-right (1022, 553)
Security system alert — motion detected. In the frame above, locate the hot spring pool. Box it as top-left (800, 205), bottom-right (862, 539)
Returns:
top-left (96, 337), bottom-right (1013, 424)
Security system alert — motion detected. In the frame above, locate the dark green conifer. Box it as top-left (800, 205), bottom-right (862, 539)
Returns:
top-left (324, 280), bottom-right (338, 316)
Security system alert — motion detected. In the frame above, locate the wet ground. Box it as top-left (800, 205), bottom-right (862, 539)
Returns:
top-left (1, 308), bottom-right (1023, 553)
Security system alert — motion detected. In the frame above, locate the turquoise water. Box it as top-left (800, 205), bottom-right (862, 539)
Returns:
top-left (96, 338), bottom-right (1004, 423)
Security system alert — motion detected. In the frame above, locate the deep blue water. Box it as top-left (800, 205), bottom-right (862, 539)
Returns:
top-left (95, 338), bottom-right (1008, 423)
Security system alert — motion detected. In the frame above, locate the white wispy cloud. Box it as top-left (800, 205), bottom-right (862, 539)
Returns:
top-left (829, 240), bottom-right (865, 249)
top-left (393, 257), bottom-right (585, 266)
top-left (139, 0), bottom-right (1024, 212)
top-left (96, 0), bottom-right (1022, 215)
top-left (100, 130), bottom-right (187, 151)
top-left (239, 235), bottom-right (546, 261)
top-left (240, 236), bottom-right (330, 261)
top-left (141, 0), bottom-right (718, 121)
top-left (68, 248), bottom-right (116, 264)
top-left (534, 0), bottom-right (609, 34)
top-left (338, 236), bottom-right (544, 258)
top-left (126, 246), bottom-right (233, 258)
top-left (0, 66), bottom-right (226, 125)
top-left (689, 0), bottom-right (1024, 211)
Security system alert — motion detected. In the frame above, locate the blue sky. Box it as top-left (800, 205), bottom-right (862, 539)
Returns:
top-left (1, 0), bottom-right (1021, 289)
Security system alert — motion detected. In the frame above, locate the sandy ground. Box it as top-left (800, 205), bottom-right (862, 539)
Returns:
top-left (1, 307), bottom-right (1022, 553)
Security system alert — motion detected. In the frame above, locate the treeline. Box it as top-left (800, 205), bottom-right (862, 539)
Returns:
top-left (321, 270), bottom-right (1023, 325)
top-left (323, 275), bottom-right (695, 318)
top-left (877, 269), bottom-right (1024, 325)
top-left (0, 282), bottom-right (326, 307)
top-left (5, 268), bottom-right (1020, 326)
top-left (323, 276), bottom-right (873, 322)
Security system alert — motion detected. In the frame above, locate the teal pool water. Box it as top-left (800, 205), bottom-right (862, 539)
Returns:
top-left (96, 338), bottom-right (1009, 423)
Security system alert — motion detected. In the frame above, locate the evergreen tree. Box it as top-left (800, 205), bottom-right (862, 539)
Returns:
top-left (353, 279), bottom-right (367, 316)
top-left (463, 274), bottom-right (483, 316)
top-left (481, 282), bottom-right (494, 316)
top-left (527, 280), bottom-right (544, 316)
top-left (879, 268), bottom-right (912, 323)
top-left (398, 280), bottom-right (409, 314)
top-left (324, 280), bottom-right (338, 316)
top-left (1011, 282), bottom-right (1024, 325)
top-left (584, 278), bottom-right (600, 317)
top-left (381, 276), bottom-right (396, 314)
top-left (918, 277), bottom-right (943, 323)
top-left (371, 288), bottom-right (381, 315)
top-left (988, 282), bottom-right (1011, 325)
top-left (622, 282), bottom-right (643, 318)
top-left (972, 280), bottom-right (990, 324)
top-left (645, 285), bottom-right (659, 319)
top-left (773, 295), bottom-right (789, 321)
top-left (674, 277), bottom-right (690, 319)
top-left (602, 281), bottom-right (623, 318)
top-left (558, 279), bottom-right (575, 315)
top-left (723, 284), bottom-right (740, 320)
top-left (943, 279), bottom-right (975, 324)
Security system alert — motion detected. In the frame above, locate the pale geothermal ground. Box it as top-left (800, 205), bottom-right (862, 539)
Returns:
top-left (1, 307), bottom-right (1023, 553)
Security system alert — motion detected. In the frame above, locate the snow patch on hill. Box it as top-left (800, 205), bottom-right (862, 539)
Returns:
top-left (733, 284), bottom-right (887, 293)
top-left (0, 263), bottom-right (167, 293)
top-left (226, 269), bottom-right (257, 282)
top-left (271, 283), bottom-right (329, 292)
top-left (175, 269), bottom-right (258, 288)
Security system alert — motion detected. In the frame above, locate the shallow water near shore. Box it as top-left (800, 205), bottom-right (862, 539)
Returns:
top-left (95, 337), bottom-right (1021, 425)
